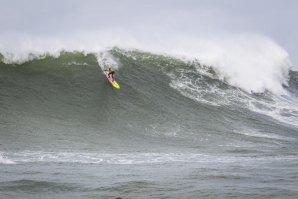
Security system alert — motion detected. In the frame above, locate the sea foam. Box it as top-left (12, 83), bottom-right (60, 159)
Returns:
top-left (0, 153), bottom-right (15, 164)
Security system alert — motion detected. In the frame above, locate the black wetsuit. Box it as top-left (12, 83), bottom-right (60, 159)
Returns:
top-left (108, 71), bottom-right (115, 79)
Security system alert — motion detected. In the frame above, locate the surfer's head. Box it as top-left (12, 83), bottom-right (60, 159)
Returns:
top-left (108, 68), bottom-right (112, 72)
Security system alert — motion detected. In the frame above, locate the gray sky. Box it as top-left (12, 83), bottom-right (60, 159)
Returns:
top-left (1, 0), bottom-right (298, 70)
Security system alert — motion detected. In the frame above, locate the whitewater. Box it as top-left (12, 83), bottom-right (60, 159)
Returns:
top-left (0, 33), bottom-right (298, 198)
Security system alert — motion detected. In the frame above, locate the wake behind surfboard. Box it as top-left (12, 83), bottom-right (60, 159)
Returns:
top-left (104, 71), bottom-right (120, 89)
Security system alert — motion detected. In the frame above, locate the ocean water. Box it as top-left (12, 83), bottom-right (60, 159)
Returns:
top-left (0, 48), bottom-right (298, 199)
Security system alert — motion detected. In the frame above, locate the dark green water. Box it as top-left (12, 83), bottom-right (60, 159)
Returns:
top-left (1, 49), bottom-right (298, 198)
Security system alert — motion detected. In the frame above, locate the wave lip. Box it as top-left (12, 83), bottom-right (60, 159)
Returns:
top-left (195, 34), bottom-right (292, 95)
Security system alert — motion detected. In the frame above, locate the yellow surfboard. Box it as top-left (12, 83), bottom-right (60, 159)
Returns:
top-left (104, 71), bottom-right (120, 89)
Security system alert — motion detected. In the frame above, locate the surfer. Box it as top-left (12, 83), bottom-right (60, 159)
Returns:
top-left (104, 67), bottom-right (120, 89)
top-left (105, 68), bottom-right (115, 81)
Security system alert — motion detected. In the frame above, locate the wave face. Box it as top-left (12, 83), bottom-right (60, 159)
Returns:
top-left (0, 48), bottom-right (297, 150)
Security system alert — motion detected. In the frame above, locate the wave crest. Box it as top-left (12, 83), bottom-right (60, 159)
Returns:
top-left (0, 33), bottom-right (292, 95)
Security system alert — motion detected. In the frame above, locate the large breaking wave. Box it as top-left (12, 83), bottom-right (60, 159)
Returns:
top-left (0, 31), bottom-right (297, 129)
top-left (1, 48), bottom-right (297, 129)
top-left (0, 32), bottom-right (292, 94)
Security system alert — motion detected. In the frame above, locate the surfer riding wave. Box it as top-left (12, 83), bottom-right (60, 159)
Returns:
top-left (105, 68), bottom-right (115, 81)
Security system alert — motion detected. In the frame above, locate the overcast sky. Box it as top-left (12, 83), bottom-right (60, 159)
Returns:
top-left (1, 0), bottom-right (297, 70)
